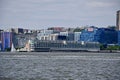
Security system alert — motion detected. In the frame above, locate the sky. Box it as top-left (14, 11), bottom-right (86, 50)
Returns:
top-left (0, 0), bottom-right (120, 29)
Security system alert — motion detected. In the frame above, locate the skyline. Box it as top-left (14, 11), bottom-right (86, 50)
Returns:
top-left (0, 0), bottom-right (120, 29)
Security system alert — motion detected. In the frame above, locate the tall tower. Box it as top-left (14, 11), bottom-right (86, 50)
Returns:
top-left (117, 10), bottom-right (120, 30)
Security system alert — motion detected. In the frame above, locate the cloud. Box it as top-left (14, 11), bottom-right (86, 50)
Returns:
top-left (85, 0), bottom-right (120, 9)
top-left (86, 1), bottom-right (114, 8)
top-left (0, 0), bottom-right (120, 29)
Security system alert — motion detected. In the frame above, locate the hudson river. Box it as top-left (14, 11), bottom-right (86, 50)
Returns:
top-left (0, 52), bottom-right (120, 80)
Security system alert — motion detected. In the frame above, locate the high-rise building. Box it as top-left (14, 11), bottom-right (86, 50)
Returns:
top-left (117, 10), bottom-right (120, 30)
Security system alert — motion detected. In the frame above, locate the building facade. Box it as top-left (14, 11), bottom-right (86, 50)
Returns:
top-left (13, 33), bottom-right (37, 49)
top-left (80, 27), bottom-right (118, 44)
top-left (29, 40), bottom-right (100, 52)
top-left (117, 10), bottom-right (120, 30)
top-left (1, 32), bottom-right (12, 51)
top-left (59, 32), bottom-right (74, 41)
top-left (74, 32), bottom-right (81, 41)
top-left (37, 30), bottom-right (53, 40)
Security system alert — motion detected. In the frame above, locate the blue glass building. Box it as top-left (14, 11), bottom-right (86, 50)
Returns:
top-left (80, 27), bottom-right (118, 44)
top-left (1, 32), bottom-right (12, 51)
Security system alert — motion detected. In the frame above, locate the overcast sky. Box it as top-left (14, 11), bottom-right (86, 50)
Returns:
top-left (0, 0), bottom-right (120, 29)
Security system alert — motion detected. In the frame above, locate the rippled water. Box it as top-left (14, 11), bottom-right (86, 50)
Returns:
top-left (0, 52), bottom-right (120, 80)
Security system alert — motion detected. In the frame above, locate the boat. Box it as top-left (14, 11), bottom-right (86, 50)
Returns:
top-left (11, 43), bottom-right (16, 52)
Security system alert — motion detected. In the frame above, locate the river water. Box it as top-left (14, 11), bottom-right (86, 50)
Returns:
top-left (0, 52), bottom-right (120, 80)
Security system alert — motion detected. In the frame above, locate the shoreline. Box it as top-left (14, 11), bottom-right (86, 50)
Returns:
top-left (0, 51), bottom-right (120, 56)
top-left (1, 50), bottom-right (120, 54)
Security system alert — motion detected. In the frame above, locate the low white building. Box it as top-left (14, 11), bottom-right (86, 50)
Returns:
top-left (74, 32), bottom-right (81, 41)
top-left (37, 29), bottom-right (59, 41)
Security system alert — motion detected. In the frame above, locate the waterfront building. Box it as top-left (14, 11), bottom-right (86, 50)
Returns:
top-left (29, 40), bottom-right (100, 52)
top-left (37, 29), bottom-right (58, 40)
top-left (60, 31), bottom-right (81, 41)
top-left (59, 32), bottom-right (74, 41)
top-left (59, 32), bottom-right (68, 40)
top-left (80, 27), bottom-right (118, 44)
top-left (74, 32), bottom-right (81, 41)
top-left (57, 35), bottom-right (67, 40)
top-left (13, 33), bottom-right (37, 49)
top-left (117, 10), bottom-right (120, 30)
top-left (0, 32), bottom-right (12, 51)
top-left (60, 31), bottom-right (68, 36)
top-left (68, 32), bottom-right (74, 41)
top-left (48, 34), bottom-right (59, 41)
top-left (37, 30), bottom-right (53, 40)
top-left (37, 33), bottom-right (58, 41)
